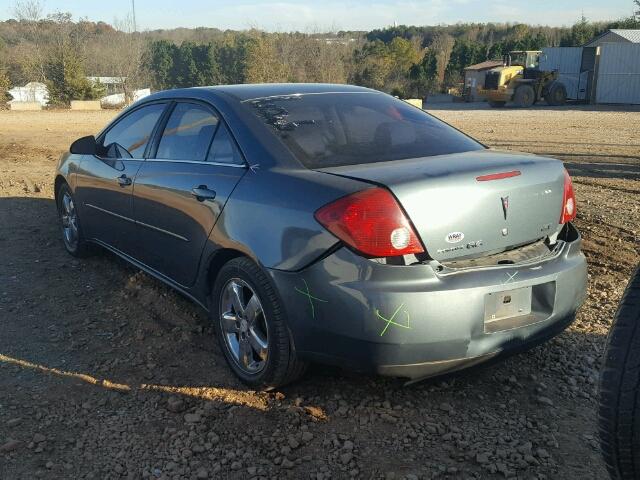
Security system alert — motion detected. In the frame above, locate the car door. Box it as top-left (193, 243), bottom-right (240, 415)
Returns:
top-left (132, 100), bottom-right (247, 287)
top-left (75, 102), bottom-right (167, 253)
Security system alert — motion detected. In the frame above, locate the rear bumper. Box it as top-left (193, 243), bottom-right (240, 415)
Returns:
top-left (268, 226), bottom-right (587, 380)
top-left (376, 311), bottom-right (575, 381)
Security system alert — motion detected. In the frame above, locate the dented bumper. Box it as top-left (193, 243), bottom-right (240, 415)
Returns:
top-left (268, 226), bottom-right (587, 380)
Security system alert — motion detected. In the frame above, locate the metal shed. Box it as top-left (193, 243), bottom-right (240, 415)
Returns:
top-left (585, 29), bottom-right (640, 48)
top-left (596, 43), bottom-right (640, 104)
top-left (540, 47), bottom-right (587, 101)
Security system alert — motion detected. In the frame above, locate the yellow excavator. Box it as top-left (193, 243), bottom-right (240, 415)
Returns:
top-left (478, 51), bottom-right (567, 108)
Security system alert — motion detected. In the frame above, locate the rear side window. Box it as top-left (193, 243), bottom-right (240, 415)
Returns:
top-left (207, 123), bottom-right (244, 165)
top-left (101, 103), bottom-right (165, 158)
top-left (157, 103), bottom-right (219, 161)
top-left (244, 92), bottom-right (483, 168)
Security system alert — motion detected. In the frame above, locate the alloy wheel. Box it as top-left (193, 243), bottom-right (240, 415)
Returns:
top-left (219, 278), bottom-right (269, 374)
top-left (60, 192), bottom-right (79, 251)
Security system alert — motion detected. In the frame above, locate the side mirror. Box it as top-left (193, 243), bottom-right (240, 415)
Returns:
top-left (70, 135), bottom-right (97, 155)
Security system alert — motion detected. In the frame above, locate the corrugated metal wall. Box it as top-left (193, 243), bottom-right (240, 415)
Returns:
top-left (596, 44), bottom-right (640, 104)
top-left (540, 47), bottom-right (585, 100)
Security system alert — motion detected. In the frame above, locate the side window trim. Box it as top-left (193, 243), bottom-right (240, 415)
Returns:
top-left (146, 101), bottom-right (177, 160)
top-left (143, 102), bottom-right (173, 159)
top-left (143, 158), bottom-right (248, 168)
top-left (95, 101), bottom-right (170, 159)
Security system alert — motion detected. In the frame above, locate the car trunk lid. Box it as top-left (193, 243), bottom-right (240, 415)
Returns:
top-left (316, 149), bottom-right (566, 261)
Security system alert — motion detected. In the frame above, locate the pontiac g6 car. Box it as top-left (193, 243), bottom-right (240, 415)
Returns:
top-left (55, 84), bottom-right (587, 389)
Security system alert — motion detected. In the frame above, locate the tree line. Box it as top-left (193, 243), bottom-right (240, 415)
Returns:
top-left (1, 0), bottom-right (639, 106)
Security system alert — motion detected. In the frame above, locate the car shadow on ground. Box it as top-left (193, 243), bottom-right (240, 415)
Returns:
top-left (566, 161), bottom-right (640, 181)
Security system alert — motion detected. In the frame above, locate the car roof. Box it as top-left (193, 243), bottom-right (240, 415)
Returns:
top-left (144, 83), bottom-right (377, 103)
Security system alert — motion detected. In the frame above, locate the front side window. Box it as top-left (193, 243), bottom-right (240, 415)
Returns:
top-left (157, 103), bottom-right (219, 161)
top-left (244, 92), bottom-right (484, 168)
top-left (101, 103), bottom-right (165, 158)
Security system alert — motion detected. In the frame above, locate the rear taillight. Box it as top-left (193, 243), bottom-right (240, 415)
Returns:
top-left (314, 187), bottom-right (424, 257)
top-left (560, 168), bottom-right (577, 224)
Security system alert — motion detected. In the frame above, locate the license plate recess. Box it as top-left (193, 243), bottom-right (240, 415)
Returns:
top-left (484, 286), bottom-right (533, 333)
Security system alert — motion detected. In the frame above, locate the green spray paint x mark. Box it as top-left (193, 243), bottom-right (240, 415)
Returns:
top-left (376, 303), bottom-right (411, 336)
top-left (294, 279), bottom-right (328, 319)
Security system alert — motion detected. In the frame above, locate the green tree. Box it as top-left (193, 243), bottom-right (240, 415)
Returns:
top-left (408, 48), bottom-right (438, 96)
top-left (353, 38), bottom-right (422, 94)
top-left (171, 42), bottom-right (199, 87)
top-left (387, 37), bottom-right (421, 73)
top-left (43, 13), bottom-right (104, 105)
top-left (445, 39), bottom-right (485, 85)
top-left (217, 34), bottom-right (251, 84)
top-left (45, 48), bottom-right (104, 105)
top-left (560, 16), bottom-right (599, 46)
top-left (146, 40), bottom-right (221, 89)
top-left (353, 40), bottom-right (393, 90)
top-left (146, 40), bottom-right (176, 89)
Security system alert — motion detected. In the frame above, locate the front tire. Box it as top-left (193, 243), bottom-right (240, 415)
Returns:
top-left (513, 84), bottom-right (535, 108)
top-left (210, 257), bottom-right (307, 390)
top-left (56, 183), bottom-right (90, 257)
top-left (599, 264), bottom-right (640, 479)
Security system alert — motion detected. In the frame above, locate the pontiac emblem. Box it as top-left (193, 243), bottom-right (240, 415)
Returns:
top-left (501, 196), bottom-right (509, 220)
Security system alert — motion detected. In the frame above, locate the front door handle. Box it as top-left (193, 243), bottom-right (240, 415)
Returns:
top-left (191, 185), bottom-right (216, 202)
top-left (117, 174), bottom-right (132, 187)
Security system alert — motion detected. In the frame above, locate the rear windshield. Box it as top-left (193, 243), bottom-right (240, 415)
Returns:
top-left (243, 92), bottom-right (484, 168)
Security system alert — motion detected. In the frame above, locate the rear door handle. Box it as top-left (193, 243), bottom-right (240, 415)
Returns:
top-left (117, 174), bottom-right (132, 187)
top-left (191, 185), bottom-right (216, 201)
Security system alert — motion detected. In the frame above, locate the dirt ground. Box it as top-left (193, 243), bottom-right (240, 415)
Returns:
top-left (0, 104), bottom-right (638, 480)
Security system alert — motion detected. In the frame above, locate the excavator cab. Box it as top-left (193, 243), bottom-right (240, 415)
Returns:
top-left (503, 51), bottom-right (540, 69)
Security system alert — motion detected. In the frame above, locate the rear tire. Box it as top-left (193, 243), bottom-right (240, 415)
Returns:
top-left (210, 257), bottom-right (307, 390)
top-left (488, 100), bottom-right (507, 108)
top-left (545, 82), bottom-right (567, 106)
top-left (513, 84), bottom-right (535, 108)
top-left (56, 183), bottom-right (91, 257)
top-left (599, 264), bottom-right (640, 479)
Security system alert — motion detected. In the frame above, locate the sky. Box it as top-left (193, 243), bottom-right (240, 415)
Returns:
top-left (0, 0), bottom-right (636, 31)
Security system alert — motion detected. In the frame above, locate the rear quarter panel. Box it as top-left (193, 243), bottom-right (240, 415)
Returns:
top-left (205, 167), bottom-right (369, 271)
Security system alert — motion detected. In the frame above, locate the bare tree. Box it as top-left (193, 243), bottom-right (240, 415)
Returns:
top-left (244, 31), bottom-right (289, 83)
top-left (12, 0), bottom-right (46, 83)
top-left (99, 14), bottom-right (147, 102)
top-left (430, 33), bottom-right (455, 87)
top-left (12, 0), bottom-right (43, 22)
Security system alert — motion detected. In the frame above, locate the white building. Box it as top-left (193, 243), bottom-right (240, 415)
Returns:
top-left (7, 82), bottom-right (49, 106)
